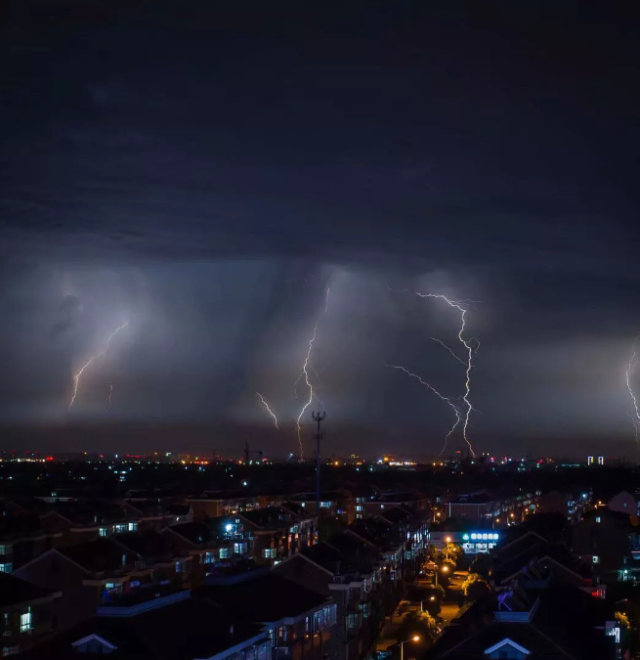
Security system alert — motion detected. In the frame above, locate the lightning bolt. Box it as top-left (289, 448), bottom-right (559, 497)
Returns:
top-left (295, 281), bottom-right (332, 459)
top-left (626, 338), bottom-right (640, 449)
top-left (69, 321), bottom-right (129, 409)
top-left (296, 322), bottom-right (318, 459)
top-left (106, 382), bottom-right (114, 411)
top-left (256, 391), bottom-right (279, 430)
top-left (415, 293), bottom-right (479, 457)
top-left (430, 337), bottom-right (466, 366)
top-left (385, 363), bottom-right (463, 456)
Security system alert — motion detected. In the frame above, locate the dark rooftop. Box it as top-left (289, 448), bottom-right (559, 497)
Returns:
top-left (22, 597), bottom-right (263, 660)
top-left (197, 574), bottom-right (330, 622)
top-left (59, 538), bottom-right (132, 573)
top-left (0, 572), bottom-right (59, 608)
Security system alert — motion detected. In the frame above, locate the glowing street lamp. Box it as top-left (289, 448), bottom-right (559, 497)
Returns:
top-left (399, 635), bottom-right (421, 660)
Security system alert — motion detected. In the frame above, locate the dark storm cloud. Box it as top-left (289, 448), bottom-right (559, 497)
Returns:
top-left (1, 2), bottom-right (640, 456)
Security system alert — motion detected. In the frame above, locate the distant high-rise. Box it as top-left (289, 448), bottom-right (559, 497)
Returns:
top-left (587, 456), bottom-right (594, 466)
top-left (597, 455), bottom-right (604, 466)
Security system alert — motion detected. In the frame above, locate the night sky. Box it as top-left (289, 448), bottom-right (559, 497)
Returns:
top-left (1, 2), bottom-right (640, 458)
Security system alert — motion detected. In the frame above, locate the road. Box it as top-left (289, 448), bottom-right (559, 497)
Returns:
top-left (439, 571), bottom-right (467, 625)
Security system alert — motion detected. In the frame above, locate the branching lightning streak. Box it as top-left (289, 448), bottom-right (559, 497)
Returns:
top-left (256, 392), bottom-right (279, 430)
top-left (626, 338), bottom-right (640, 449)
top-left (69, 321), bottom-right (129, 409)
top-left (385, 363), bottom-right (463, 456)
top-left (430, 337), bottom-right (466, 366)
top-left (295, 281), bottom-right (332, 459)
top-left (296, 322), bottom-right (318, 459)
top-left (416, 293), bottom-right (478, 457)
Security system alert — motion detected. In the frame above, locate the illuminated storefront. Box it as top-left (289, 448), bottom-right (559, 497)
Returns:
top-left (461, 532), bottom-right (500, 554)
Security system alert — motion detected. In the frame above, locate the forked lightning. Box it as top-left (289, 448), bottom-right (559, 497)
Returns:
top-left (69, 321), bottom-right (129, 409)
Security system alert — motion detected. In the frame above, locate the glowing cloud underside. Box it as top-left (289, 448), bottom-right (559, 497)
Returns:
top-left (256, 391), bottom-right (279, 430)
top-left (69, 320), bottom-right (129, 409)
top-left (626, 338), bottom-right (640, 449)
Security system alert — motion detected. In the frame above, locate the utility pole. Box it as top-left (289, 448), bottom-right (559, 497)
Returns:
top-left (311, 411), bottom-right (326, 515)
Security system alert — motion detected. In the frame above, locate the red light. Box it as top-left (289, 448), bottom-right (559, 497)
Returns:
top-left (45, 456), bottom-right (54, 462)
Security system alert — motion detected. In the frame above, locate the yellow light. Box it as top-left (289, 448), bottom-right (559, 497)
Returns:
top-left (441, 565), bottom-right (449, 572)
top-left (412, 635), bottom-right (421, 642)
top-left (430, 596), bottom-right (435, 601)
top-left (445, 536), bottom-right (452, 543)
top-left (510, 513), bottom-right (514, 518)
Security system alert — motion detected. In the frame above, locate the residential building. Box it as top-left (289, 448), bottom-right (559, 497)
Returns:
top-left (21, 591), bottom-right (272, 660)
top-left (197, 573), bottom-right (339, 660)
top-left (0, 572), bottom-right (61, 657)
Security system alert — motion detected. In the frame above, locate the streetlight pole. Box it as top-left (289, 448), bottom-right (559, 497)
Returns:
top-left (399, 636), bottom-right (420, 660)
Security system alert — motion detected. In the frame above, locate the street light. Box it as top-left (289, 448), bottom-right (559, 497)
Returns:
top-left (399, 635), bottom-right (421, 660)
top-left (420, 597), bottom-right (437, 612)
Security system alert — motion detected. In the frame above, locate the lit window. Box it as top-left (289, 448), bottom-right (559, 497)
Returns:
top-left (98, 528), bottom-right (107, 537)
top-left (219, 548), bottom-right (230, 559)
top-left (0, 545), bottom-right (10, 555)
top-left (121, 554), bottom-right (127, 566)
top-left (20, 608), bottom-right (32, 633)
top-left (128, 522), bottom-right (138, 532)
top-left (347, 613), bottom-right (359, 629)
top-left (0, 564), bottom-right (13, 574)
top-left (596, 517), bottom-right (601, 523)
top-left (263, 548), bottom-right (276, 559)
top-left (2, 645), bottom-right (20, 657)
top-left (204, 552), bottom-right (214, 564)
top-left (593, 555), bottom-right (600, 564)
top-left (175, 561), bottom-right (183, 573)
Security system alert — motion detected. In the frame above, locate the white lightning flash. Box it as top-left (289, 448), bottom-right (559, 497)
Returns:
top-left (256, 391), bottom-right (279, 430)
top-left (295, 282), bottom-right (332, 459)
top-left (69, 321), bottom-right (129, 409)
top-left (296, 322), bottom-right (318, 459)
top-left (626, 338), bottom-right (640, 448)
top-left (385, 363), bottom-right (463, 455)
top-left (415, 293), bottom-right (479, 457)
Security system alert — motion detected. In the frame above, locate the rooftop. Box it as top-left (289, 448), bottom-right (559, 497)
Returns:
top-left (0, 572), bottom-right (59, 609)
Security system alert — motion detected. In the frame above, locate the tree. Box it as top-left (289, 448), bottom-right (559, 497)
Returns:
top-left (470, 552), bottom-right (492, 579)
top-left (395, 611), bottom-right (438, 648)
top-left (462, 573), bottom-right (491, 602)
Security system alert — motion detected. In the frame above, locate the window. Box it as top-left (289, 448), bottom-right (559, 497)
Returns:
top-left (175, 561), bottom-right (183, 573)
top-left (2, 646), bottom-right (20, 657)
top-left (99, 528), bottom-right (107, 537)
top-left (128, 522), bottom-right (138, 532)
top-left (0, 564), bottom-right (12, 574)
top-left (114, 524), bottom-right (127, 534)
top-left (204, 552), bottom-right (214, 564)
top-left (596, 516), bottom-right (601, 523)
top-left (219, 548), bottom-right (230, 559)
top-left (347, 613), bottom-right (358, 629)
top-left (263, 548), bottom-right (276, 559)
top-left (19, 609), bottom-right (32, 634)
top-left (593, 555), bottom-right (600, 564)
top-left (0, 545), bottom-right (10, 556)
top-left (234, 542), bottom-right (245, 554)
